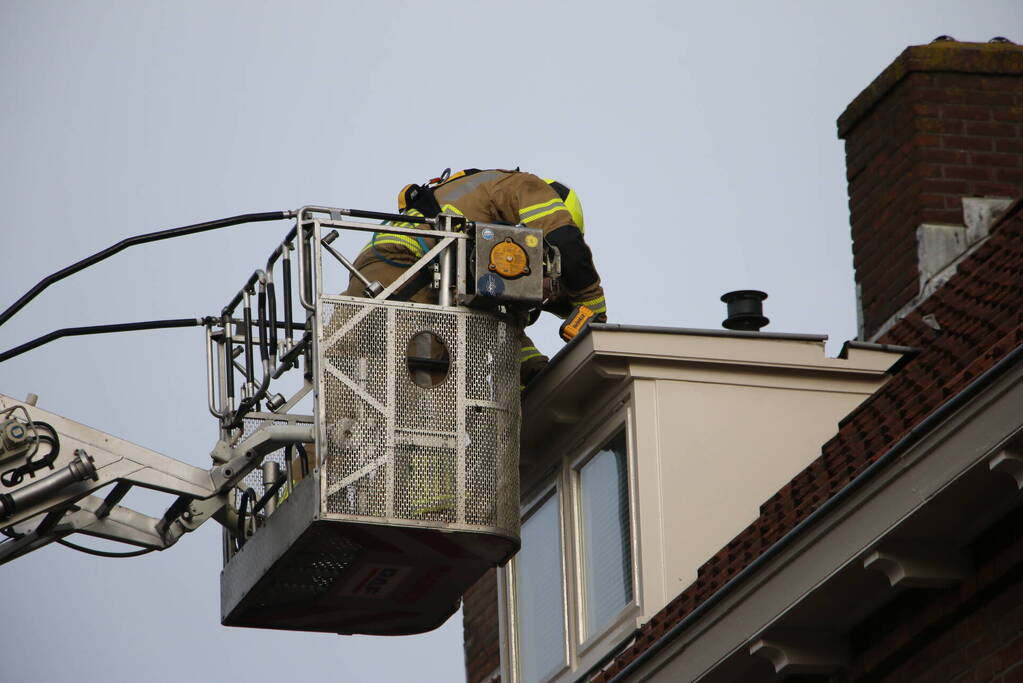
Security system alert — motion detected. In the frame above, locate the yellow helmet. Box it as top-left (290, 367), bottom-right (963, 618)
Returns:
top-left (397, 168), bottom-right (454, 213)
top-left (396, 183), bottom-right (419, 212)
top-left (543, 178), bottom-right (585, 233)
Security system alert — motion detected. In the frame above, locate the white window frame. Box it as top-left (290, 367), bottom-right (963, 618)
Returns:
top-left (570, 423), bottom-right (638, 656)
top-left (502, 394), bottom-right (639, 683)
top-left (507, 484), bottom-right (570, 683)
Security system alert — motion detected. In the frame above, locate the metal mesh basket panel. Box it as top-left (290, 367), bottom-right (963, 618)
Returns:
top-left (465, 405), bottom-right (520, 528)
top-left (394, 445), bottom-right (457, 522)
top-left (318, 297), bottom-right (519, 535)
top-left (395, 310), bottom-right (458, 433)
top-left (321, 302), bottom-right (390, 518)
top-left (466, 314), bottom-right (514, 402)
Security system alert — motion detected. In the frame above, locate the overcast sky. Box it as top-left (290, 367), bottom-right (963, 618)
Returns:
top-left (2, 2), bottom-right (1023, 681)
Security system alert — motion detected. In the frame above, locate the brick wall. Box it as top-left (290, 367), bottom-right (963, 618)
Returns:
top-left (837, 39), bottom-right (1023, 341)
top-left (830, 503), bottom-right (1023, 683)
top-left (463, 568), bottom-right (501, 683)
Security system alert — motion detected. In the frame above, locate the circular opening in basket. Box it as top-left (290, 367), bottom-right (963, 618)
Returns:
top-left (406, 331), bottom-right (450, 388)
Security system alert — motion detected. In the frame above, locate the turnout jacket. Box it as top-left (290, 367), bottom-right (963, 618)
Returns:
top-left (352, 169), bottom-right (606, 316)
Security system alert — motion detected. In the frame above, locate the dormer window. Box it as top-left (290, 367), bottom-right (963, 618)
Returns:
top-left (577, 430), bottom-right (633, 641)
top-left (505, 417), bottom-right (636, 683)
top-left (515, 490), bottom-right (568, 683)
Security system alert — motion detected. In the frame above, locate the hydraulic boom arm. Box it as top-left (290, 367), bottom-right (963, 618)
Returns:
top-left (0, 393), bottom-right (313, 565)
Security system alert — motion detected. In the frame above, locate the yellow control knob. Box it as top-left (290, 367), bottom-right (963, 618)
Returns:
top-left (489, 239), bottom-right (529, 278)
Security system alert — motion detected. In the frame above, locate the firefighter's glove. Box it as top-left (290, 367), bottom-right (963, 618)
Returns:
top-left (559, 305), bottom-right (604, 342)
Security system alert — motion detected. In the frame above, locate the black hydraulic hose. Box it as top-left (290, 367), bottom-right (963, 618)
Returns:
top-left (56, 539), bottom-right (156, 559)
top-left (1, 421), bottom-right (60, 487)
top-left (222, 312), bottom-right (235, 404)
top-left (1, 439), bottom-right (56, 486)
top-left (227, 320), bottom-right (278, 428)
top-left (0, 318), bottom-right (204, 364)
top-left (222, 271), bottom-right (261, 317)
top-left (302, 319), bottom-right (313, 380)
top-left (155, 495), bottom-right (191, 538)
top-left (257, 288), bottom-right (269, 363)
top-left (266, 282), bottom-right (278, 358)
top-left (264, 226), bottom-right (298, 273)
top-left (283, 444), bottom-right (294, 484)
top-left (598, 339), bottom-right (1023, 683)
top-left (264, 227), bottom-right (297, 351)
top-left (232, 476), bottom-right (285, 551)
top-left (242, 300), bottom-right (255, 385)
top-left (282, 254), bottom-right (294, 345)
top-left (253, 473), bottom-right (285, 514)
top-left (227, 368), bottom-right (271, 429)
top-left (230, 284), bottom-right (273, 426)
top-left (227, 307), bottom-right (278, 428)
top-left (272, 332), bottom-right (310, 379)
top-left (340, 207), bottom-right (430, 224)
top-left (235, 487), bottom-right (257, 549)
top-left (295, 443), bottom-right (310, 477)
top-left (0, 211), bottom-right (292, 330)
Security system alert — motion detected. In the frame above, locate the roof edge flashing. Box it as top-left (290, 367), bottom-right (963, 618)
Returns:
top-left (522, 324), bottom-right (829, 402)
top-left (590, 322), bottom-right (828, 342)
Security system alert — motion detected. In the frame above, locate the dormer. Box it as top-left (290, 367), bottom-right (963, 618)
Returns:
top-left (491, 324), bottom-right (909, 682)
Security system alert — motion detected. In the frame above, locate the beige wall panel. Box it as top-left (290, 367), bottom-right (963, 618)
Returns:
top-left (652, 377), bottom-right (867, 586)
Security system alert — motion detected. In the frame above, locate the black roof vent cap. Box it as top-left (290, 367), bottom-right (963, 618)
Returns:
top-left (721, 290), bottom-right (769, 331)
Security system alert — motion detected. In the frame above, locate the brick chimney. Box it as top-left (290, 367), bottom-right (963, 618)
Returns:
top-left (837, 38), bottom-right (1023, 341)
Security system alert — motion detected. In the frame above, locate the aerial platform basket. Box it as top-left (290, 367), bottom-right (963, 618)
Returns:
top-left (0, 204), bottom-right (543, 635)
top-left (221, 297), bottom-right (520, 634)
top-left (213, 207), bottom-right (537, 635)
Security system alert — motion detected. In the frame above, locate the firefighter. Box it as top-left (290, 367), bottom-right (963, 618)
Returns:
top-left (343, 168), bottom-right (607, 384)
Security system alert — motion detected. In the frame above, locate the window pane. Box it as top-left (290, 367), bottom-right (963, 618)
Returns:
top-left (579, 430), bottom-right (632, 639)
top-left (516, 492), bottom-right (565, 683)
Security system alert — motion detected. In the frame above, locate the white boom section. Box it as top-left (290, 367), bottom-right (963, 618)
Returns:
top-left (0, 393), bottom-right (313, 564)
